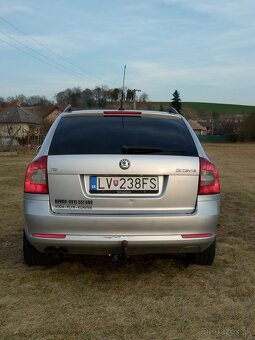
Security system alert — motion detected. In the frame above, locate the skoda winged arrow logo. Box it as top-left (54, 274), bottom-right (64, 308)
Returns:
top-left (119, 159), bottom-right (130, 170)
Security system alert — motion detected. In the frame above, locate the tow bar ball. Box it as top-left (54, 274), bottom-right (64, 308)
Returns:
top-left (110, 240), bottom-right (129, 264)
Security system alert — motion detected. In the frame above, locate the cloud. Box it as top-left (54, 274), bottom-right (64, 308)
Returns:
top-left (0, 1), bottom-right (34, 14)
top-left (130, 61), bottom-right (255, 86)
top-left (126, 61), bottom-right (255, 103)
top-left (157, 0), bottom-right (255, 24)
top-left (0, 28), bottom-right (122, 56)
top-left (0, 71), bottom-right (99, 99)
top-left (158, 0), bottom-right (251, 15)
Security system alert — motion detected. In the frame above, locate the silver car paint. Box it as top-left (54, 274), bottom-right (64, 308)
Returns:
top-left (48, 154), bottom-right (200, 215)
top-left (24, 110), bottom-right (220, 255)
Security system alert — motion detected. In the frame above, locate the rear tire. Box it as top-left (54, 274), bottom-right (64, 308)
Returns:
top-left (23, 232), bottom-right (50, 266)
top-left (186, 239), bottom-right (216, 265)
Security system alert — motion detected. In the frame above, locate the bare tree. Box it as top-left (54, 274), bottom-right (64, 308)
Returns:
top-left (5, 123), bottom-right (23, 150)
top-left (139, 92), bottom-right (148, 102)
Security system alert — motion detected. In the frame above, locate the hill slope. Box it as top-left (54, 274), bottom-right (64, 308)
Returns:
top-left (141, 102), bottom-right (255, 119)
top-left (182, 102), bottom-right (255, 116)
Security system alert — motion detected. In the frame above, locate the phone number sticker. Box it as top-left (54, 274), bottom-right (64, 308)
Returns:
top-left (55, 199), bottom-right (93, 209)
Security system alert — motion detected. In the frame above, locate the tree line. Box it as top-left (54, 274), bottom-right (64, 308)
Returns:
top-left (0, 94), bottom-right (53, 108)
top-left (55, 86), bottom-right (148, 108)
top-left (0, 86), bottom-right (149, 109)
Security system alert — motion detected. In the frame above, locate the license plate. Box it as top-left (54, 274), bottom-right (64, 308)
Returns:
top-left (89, 176), bottom-right (159, 193)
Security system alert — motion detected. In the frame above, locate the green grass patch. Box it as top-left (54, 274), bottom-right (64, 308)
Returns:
top-left (145, 101), bottom-right (255, 118)
top-left (182, 102), bottom-right (255, 115)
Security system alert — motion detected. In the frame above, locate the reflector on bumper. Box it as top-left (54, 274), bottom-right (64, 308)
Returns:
top-left (32, 233), bottom-right (66, 239)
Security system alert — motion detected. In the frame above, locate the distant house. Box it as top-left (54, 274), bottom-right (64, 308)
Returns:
top-left (44, 106), bottom-right (64, 124)
top-left (0, 137), bottom-right (19, 146)
top-left (188, 119), bottom-right (207, 135)
top-left (0, 105), bottom-right (42, 145)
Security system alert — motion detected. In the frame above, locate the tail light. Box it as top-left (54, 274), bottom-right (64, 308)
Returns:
top-left (198, 157), bottom-right (220, 195)
top-left (24, 156), bottom-right (48, 194)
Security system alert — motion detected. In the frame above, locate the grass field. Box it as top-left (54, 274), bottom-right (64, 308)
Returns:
top-left (142, 102), bottom-right (255, 118)
top-left (0, 144), bottom-right (254, 339)
top-left (182, 102), bottom-right (255, 116)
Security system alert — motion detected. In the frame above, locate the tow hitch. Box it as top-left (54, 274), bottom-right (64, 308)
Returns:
top-left (121, 240), bottom-right (128, 259)
top-left (110, 240), bottom-right (129, 264)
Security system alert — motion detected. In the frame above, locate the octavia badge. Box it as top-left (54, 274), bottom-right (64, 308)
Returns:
top-left (119, 159), bottom-right (130, 170)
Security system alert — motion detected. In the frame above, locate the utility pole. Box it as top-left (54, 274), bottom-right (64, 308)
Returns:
top-left (133, 89), bottom-right (141, 109)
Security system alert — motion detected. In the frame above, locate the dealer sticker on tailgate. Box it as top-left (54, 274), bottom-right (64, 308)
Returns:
top-left (90, 176), bottom-right (158, 193)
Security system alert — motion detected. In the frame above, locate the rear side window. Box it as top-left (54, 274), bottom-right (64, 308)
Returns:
top-left (49, 115), bottom-right (198, 156)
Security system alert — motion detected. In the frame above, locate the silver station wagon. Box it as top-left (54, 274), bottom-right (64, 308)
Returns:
top-left (23, 109), bottom-right (220, 266)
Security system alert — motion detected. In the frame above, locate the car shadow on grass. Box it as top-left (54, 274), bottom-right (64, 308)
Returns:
top-left (44, 253), bottom-right (189, 275)
top-left (0, 233), bottom-right (191, 275)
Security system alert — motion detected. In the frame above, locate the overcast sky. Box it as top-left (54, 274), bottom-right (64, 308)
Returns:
top-left (0, 0), bottom-right (255, 104)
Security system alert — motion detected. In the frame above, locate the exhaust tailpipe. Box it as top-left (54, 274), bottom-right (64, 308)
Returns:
top-left (57, 248), bottom-right (67, 258)
top-left (45, 247), bottom-right (56, 258)
top-left (45, 247), bottom-right (67, 259)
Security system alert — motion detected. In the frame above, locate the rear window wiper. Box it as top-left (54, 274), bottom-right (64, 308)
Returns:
top-left (121, 146), bottom-right (186, 154)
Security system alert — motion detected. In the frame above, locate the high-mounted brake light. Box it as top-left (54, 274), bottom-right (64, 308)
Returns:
top-left (104, 110), bottom-right (142, 116)
top-left (24, 156), bottom-right (48, 194)
top-left (198, 157), bottom-right (220, 195)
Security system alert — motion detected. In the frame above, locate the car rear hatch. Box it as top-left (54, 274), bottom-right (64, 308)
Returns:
top-left (47, 111), bottom-right (200, 215)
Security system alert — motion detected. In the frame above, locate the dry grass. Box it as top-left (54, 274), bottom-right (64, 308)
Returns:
top-left (0, 144), bottom-right (254, 340)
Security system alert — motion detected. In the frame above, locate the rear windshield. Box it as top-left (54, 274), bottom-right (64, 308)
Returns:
top-left (49, 115), bottom-right (198, 156)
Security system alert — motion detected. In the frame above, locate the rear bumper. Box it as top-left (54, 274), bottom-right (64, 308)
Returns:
top-left (24, 194), bottom-right (220, 255)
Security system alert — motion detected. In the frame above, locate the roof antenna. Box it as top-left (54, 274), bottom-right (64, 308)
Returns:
top-left (119, 65), bottom-right (126, 110)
